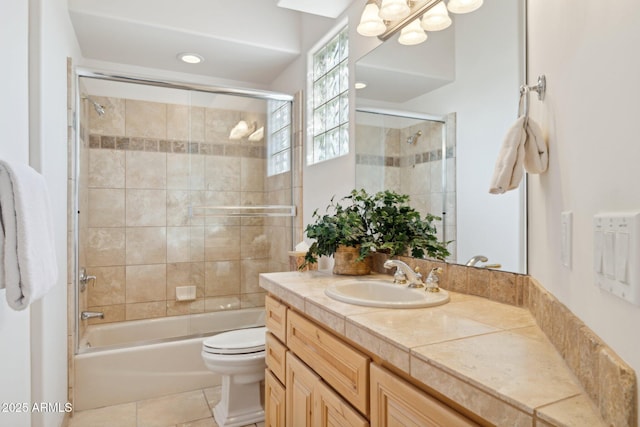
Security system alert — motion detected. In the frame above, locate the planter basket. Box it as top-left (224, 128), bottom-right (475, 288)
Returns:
top-left (333, 245), bottom-right (372, 275)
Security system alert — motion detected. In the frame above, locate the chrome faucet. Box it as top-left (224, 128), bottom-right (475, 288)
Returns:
top-left (80, 311), bottom-right (104, 321)
top-left (465, 255), bottom-right (488, 267)
top-left (383, 260), bottom-right (423, 288)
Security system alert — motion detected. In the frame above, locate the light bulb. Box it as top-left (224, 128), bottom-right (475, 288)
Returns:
top-left (447, 0), bottom-right (483, 14)
top-left (421, 2), bottom-right (452, 31)
top-left (357, 3), bottom-right (386, 37)
top-left (398, 19), bottom-right (428, 46)
top-left (379, 0), bottom-right (411, 21)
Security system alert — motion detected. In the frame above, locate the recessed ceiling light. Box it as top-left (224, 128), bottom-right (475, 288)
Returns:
top-left (355, 81), bottom-right (367, 89)
top-left (177, 53), bottom-right (204, 64)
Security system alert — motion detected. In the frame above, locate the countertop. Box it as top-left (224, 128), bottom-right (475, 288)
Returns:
top-left (259, 270), bottom-right (606, 427)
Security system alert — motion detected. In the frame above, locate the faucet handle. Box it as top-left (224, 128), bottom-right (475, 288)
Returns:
top-left (393, 270), bottom-right (407, 284)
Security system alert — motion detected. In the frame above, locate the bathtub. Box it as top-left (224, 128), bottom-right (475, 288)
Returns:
top-left (74, 308), bottom-right (265, 411)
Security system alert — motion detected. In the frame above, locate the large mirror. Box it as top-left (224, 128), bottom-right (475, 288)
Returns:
top-left (354, 0), bottom-right (526, 273)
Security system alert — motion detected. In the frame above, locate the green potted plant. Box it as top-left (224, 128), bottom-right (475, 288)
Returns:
top-left (303, 189), bottom-right (450, 274)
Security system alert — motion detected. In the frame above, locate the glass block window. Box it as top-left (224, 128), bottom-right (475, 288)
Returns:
top-left (308, 26), bottom-right (349, 164)
top-left (267, 100), bottom-right (292, 176)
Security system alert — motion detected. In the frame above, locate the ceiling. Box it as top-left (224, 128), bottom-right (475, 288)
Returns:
top-left (69, 0), bottom-right (355, 87)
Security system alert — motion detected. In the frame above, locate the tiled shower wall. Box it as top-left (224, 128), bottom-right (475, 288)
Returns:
top-left (79, 95), bottom-right (292, 325)
top-left (355, 116), bottom-right (457, 261)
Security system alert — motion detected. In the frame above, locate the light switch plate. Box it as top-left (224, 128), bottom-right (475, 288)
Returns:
top-left (594, 212), bottom-right (640, 305)
top-left (561, 211), bottom-right (572, 268)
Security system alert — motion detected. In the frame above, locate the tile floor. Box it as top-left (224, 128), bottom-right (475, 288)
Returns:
top-left (68, 386), bottom-right (265, 427)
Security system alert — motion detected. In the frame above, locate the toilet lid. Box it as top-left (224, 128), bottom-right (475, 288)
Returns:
top-left (203, 326), bottom-right (267, 355)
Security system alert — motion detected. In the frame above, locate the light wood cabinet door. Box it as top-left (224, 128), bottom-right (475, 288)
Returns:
top-left (266, 332), bottom-right (287, 384)
top-left (286, 352), bottom-right (318, 427)
top-left (370, 364), bottom-right (479, 427)
top-left (314, 380), bottom-right (369, 427)
top-left (265, 369), bottom-right (286, 427)
top-left (266, 295), bottom-right (287, 343)
top-left (287, 310), bottom-right (370, 415)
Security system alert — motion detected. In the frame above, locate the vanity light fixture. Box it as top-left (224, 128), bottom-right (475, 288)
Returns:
top-left (229, 120), bottom-right (257, 140)
top-left (357, 1), bottom-right (386, 37)
top-left (447, 0), bottom-right (483, 14)
top-left (379, 0), bottom-right (411, 21)
top-left (248, 126), bottom-right (264, 142)
top-left (398, 18), bottom-right (427, 45)
top-left (356, 0), bottom-right (483, 44)
top-left (177, 53), bottom-right (204, 64)
top-left (421, 2), bottom-right (451, 31)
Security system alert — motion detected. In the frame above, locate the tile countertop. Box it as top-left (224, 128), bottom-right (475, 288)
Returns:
top-left (259, 270), bottom-right (606, 427)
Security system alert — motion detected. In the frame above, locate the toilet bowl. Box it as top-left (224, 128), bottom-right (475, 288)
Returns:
top-left (201, 326), bottom-right (267, 427)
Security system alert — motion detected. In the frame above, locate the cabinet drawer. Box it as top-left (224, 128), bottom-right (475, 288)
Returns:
top-left (266, 332), bottom-right (287, 384)
top-left (287, 310), bottom-right (369, 416)
top-left (265, 295), bottom-right (287, 343)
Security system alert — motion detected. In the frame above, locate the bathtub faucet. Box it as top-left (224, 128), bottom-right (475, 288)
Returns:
top-left (80, 311), bottom-right (104, 320)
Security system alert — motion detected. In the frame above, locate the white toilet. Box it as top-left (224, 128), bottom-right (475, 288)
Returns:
top-left (201, 326), bottom-right (267, 427)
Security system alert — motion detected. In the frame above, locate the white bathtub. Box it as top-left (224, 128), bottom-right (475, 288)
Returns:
top-left (74, 308), bottom-right (265, 411)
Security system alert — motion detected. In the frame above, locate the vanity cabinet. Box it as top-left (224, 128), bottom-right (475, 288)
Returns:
top-left (264, 294), bottom-right (477, 427)
top-left (370, 364), bottom-right (479, 427)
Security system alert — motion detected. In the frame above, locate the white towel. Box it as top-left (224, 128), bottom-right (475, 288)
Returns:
top-left (0, 160), bottom-right (58, 310)
top-left (489, 115), bottom-right (548, 194)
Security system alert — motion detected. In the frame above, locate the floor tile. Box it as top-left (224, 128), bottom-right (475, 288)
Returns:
top-left (203, 386), bottom-right (222, 410)
top-left (176, 418), bottom-right (218, 427)
top-left (68, 402), bottom-right (136, 427)
top-left (136, 390), bottom-right (211, 427)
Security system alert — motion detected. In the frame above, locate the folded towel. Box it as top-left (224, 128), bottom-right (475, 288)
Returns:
top-left (489, 115), bottom-right (548, 194)
top-left (0, 160), bottom-right (58, 310)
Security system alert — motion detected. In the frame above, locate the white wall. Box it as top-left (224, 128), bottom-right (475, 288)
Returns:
top-left (527, 0), bottom-right (640, 412)
top-left (29, 0), bottom-right (81, 425)
top-left (0, 1), bottom-right (32, 426)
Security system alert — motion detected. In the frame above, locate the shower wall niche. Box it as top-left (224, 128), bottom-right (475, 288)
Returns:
top-left (76, 77), bottom-right (295, 326)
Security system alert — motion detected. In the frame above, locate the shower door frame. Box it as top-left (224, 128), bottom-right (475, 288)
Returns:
top-left (72, 68), bottom-right (295, 354)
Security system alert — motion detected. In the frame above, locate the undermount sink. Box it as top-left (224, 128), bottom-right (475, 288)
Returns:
top-left (325, 279), bottom-right (449, 308)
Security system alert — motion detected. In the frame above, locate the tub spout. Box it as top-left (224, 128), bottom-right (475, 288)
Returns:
top-left (81, 311), bottom-right (104, 321)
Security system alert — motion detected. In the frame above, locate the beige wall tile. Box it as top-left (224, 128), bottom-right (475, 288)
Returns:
top-left (125, 264), bottom-right (167, 303)
top-left (125, 301), bottom-right (166, 320)
top-left (167, 227), bottom-right (191, 263)
top-left (85, 228), bottom-right (126, 267)
top-left (204, 296), bottom-right (241, 312)
top-left (86, 304), bottom-right (125, 325)
top-left (205, 156), bottom-right (240, 191)
top-left (125, 99), bottom-right (166, 139)
top-left (467, 267), bottom-right (490, 298)
top-left (88, 189), bottom-right (125, 227)
top-left (598, 346), bottom-right (637, 427)
top-left (126, 151), bottom-right (166, 189)
top-left (205, 108), bottom-right (240, 143)
top-left (189, 226), bottom-right (205, 262)
top-left (88, 96), bottom-right (125, 136)
top-left (88, 149), bottom-right (125, 188)
top-left (446, 263), bottom-right (468, 293)
top-left (190, 106), bottom-right (205, 142)
top-left (166, 298), bottom-right (205, 317)
top-left (167, 262), bottom-right (205, 300)
top-left (167, 154), bottom-right (190, 190)
top-left (205, 260), bottom-right (241, 297)
top-left (489, 270), bottom-right (519, 305)
top-left (166, 190), bottom-right (190, 226)
top-left (87, 266), bottom-right (126, 306)
top-left (125, 189), bottom-right (166, 226)
top-left (241, 226), bottom-right (270, 259)
top-left (204, 225), bottom-right (240, 261)
top-left (240, 292), bottom-right (266, 309)
top-left (126, 227), bottom-right (167, 265)
top-left (241, 259), bottom-right (270, 294)
top-left (241, 157), bottom-right (265, 192)
top-left (167, 104), bottom-right (189, 141)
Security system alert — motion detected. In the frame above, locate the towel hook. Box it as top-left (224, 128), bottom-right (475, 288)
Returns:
top-left (519, 75), bottom-right (546, 118)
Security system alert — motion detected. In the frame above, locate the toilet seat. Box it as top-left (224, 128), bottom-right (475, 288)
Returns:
top-left (203, 326), bottom-right (266, 355)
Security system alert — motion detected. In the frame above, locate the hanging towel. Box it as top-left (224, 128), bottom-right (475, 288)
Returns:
top-left (0, 160), bottom-right (58, 310)
top-left (489, 115), bottom-right (548, 194)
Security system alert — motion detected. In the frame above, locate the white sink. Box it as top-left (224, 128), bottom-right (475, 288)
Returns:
top-left (325, 279), bottom-right (449, 308)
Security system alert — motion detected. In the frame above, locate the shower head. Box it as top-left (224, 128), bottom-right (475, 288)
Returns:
top-left (83, 96), bottom-right (105, 117)
top-left (406, 130), bottom-right (422, 145)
